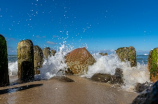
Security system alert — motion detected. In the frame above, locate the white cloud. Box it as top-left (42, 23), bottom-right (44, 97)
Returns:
top-left (46, 41), bottom-right (56, 45)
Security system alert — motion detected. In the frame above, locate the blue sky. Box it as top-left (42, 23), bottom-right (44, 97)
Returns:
top-left (0, 0), bottom-right (158, 55)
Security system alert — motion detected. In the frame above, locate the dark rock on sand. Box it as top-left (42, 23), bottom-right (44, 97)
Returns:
top-left (132, 81), bottom-right (158, 104)
top-left (135, 82), bottom-right (153, 93)
top-left (50, 76), bottom-right (74, 82)
top-left (91, 68), bottom-right (124, 84)
top-left (17, 39), bottom-right (34, 82)
top-left (91, 73), bottom-right (111, 83)
top-left (0, 35), bottom-right (9, 87)
top-left (110, 68), bottom-right (124, 84)
top-left (116, 46), bottom-right (137, 67)
top-left (148, 48), bottom-right (158, 82)
top-left (34, 45), bottom-right (43, 74)
top-left (65, 47), bottom-right (96, 75)
top-left (43, 47), bottom-right (51, 59)
top-left (99, 53), bottom-right (108, 56)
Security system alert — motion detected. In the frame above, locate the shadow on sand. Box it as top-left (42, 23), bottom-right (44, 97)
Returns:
top-left (0, 84), bottom-right (43, 95)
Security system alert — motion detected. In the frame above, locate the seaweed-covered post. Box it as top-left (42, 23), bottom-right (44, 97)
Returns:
top-left (17, 40), bottom-right (34, 82)
top-left (0, 35), bottom-right (9, 87)
top-left (148, 48), bottom-right (158, 82)
top-left (116, 46), bottom-right (137, 67)
top-left (43, 47), bottom-right (50, 59)
top-left (51, 49), bottom-right (56, 56)
top-left (34, 45), bottom-right (43, 74)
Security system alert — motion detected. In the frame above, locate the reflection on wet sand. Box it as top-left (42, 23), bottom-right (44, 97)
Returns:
top-left (0, 75), bottom-right (138, 104)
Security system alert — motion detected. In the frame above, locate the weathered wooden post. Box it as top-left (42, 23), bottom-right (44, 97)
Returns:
top-left (116, 46), bottom-right (137, 67)
top-left (34, 45), bottom-right (43, 74)
top-left (17, 40), bottom-right (34, 82)
top-left (43, 47), bottom-right (50, 59)
top-left (51, 49), bottom-right (56, 56)
top-left (0, 34), bottom-right (9, 86)
top-left (148, 48), bottom-right (158, 82)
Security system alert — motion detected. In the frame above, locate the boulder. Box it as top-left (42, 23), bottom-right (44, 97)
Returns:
top-left (17, 40), bottom-right (34, 82)
top-left (0, 35), bottom-right (9, 87)
top-left (116, 46), bottom-right (137, 67)
top-left (34, 45), bottom-right (43, 74)
top-left (135, 82), bottom-right (152, 93)
top-left (91, 68), bottom-right (124, 84)
top-left (132, 81), bottom-right (158, 104)
top-left (43, 47), bottom-right (51, 59)
top-left (65, 47), bottom-right (96, 74)
top-left (51, 49), bottom-right (56, 56)
top-left (99, 53), bottom-right (108, 56)
top-left (148, 48), bottom-right (158, 82)
top-left (110, 68), bottom-right (124, 84)
top-left (91, 73), bottom-right (111, 83)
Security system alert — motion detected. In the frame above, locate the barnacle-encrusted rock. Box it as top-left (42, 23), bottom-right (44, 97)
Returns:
top-left (148, 48), bottom-right (158, 82)
top-left (116, 46), bottom-right (137, 67)
top-left (0, 35), bottom-right (9, 87)
top-left (43, 47), bottom-right (51, 59)
top-left (34, 45), bottom-right (43, 74)
top-left (65, 47), bottom-right (96, 75)
top-left (51, 49), bottom-right (56, 56)
top-left (17, 40), bottom-right (34, 82)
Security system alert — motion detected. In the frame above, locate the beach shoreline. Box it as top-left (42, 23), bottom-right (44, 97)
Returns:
top-left (0, 75), bottom-right (138, 104)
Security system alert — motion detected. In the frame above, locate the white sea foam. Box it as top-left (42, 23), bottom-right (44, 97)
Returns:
top-left (83, 53), bottom-right (150, 92)
top-left (8, 61), bottom-right (18, 76)
top-left (8, 43), bottom-right (150, 92)
top-left (35, 43), bottom-right (72, 80)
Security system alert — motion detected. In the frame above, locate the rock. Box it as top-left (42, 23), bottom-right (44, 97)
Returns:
top-left (17, 40), bottom-right (34, 82)
top-left (148, 48), bottom-right (158, 82)
top-left (34, 45), bottom-right (43, 74)
top-left (135, 82), bottom-right (153, 93)
top-left (65, 47), bottom-right (96, 74)
top-left (43, 47), bottom-right (51, 59)
top-left (51, 49), bottom-right (56, 56)
top-left (91, 73), bottom-right (111, 83)
top-left (0, 35), bottom-right (9, 87)
top-left (91, 68), bottom-right (124, 84)
top-left (50, 76), bottom-right (74, 82)
top-left (132, 81), bottom-right (158, 104)
top-left (110, 68), bottom-right (124, 84)
top-left (116, 46), bottom-right (137, 67)
top-left (99, 53), bottom-right (108, 56)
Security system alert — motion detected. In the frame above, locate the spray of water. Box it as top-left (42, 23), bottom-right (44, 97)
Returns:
top-left (8, 43), bottom-right (150, 92)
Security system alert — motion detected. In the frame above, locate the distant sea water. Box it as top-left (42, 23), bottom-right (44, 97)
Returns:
top-left (8, 55), bottom-right (149, 64)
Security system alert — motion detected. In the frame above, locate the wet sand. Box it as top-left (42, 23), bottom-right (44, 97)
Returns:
top-left (0, 76), bottom-right (138, 104)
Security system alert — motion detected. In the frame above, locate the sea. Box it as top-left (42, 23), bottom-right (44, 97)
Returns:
top-left (8, 44), bottom-right (150, 92)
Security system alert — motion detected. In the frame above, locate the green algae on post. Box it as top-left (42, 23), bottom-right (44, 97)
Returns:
top-left (0, 34), bottom-right (9, 87)
top-left (148, 48), bottom-right (158, 82)
top-left (116, 46), bottom-right (137, 67)
top-left (17, 39), bottom-right (34, 82)
top-left (34, 45), bottom-right (43, 74)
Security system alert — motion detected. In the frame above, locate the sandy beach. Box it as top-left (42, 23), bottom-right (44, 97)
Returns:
top-left (0, 75), bottom-right (138, 104)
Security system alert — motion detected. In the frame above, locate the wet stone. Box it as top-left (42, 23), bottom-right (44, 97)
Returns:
top-left (65, 47), bottom-right (96, 75)
top-left (91, 73), bottom-right (111, 83)
top-left (17, 39), bottom-right (34, 82)
top-left (50, 76), bottom-right (74, 82)
top-left (0, 35), bottom-right (9, 87)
